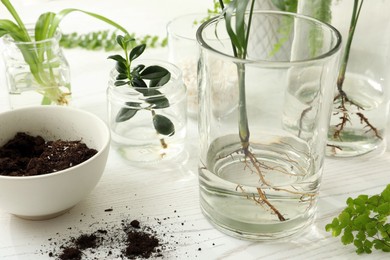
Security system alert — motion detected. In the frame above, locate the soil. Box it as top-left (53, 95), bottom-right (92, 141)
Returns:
top-left (0, 132), bottom-right (97, 177)
top-left (54, 219), bottom-right (163, 260)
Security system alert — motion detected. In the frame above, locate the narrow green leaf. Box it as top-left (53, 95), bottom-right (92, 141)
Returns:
top-left (47, 8), bottom-right (129, 40)
top-left (1, 0), bottom-right (30, 41)
top-left (34, 12), bottom-right (56, 41)
top-left (153, 114), bottom-right (175, 136)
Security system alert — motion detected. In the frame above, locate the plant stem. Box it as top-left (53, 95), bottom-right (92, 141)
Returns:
top-left (336, 0), bottom-right (364, 94)
top-left (237, 64), bottom-right (250, 152)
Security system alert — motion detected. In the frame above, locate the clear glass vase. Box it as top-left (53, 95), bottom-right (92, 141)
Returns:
top-left (1, 27), bottom-right (71, 109)
top-left (197, 11), bottom-right (341, 240)
top-left (107, 59), bottom-right (187, 163)
top-left (298, 0), bottom-right (390, 157)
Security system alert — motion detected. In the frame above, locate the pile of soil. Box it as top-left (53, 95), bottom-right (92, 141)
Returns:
top-left (53, 219), bottom-right (163, 260)
top-left (0, 132), bottom-right (97, 177)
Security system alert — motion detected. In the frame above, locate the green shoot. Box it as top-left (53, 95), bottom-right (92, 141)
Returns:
top-left (108, 35), bottom-right (174, 149)
top-left (0, 0), bottom-right (128, 105)
top-left (326, 184), bottom-right (390, 254)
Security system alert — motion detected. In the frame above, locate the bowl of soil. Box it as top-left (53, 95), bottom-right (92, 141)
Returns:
top-left (0, 106), bottom-right (110, 220)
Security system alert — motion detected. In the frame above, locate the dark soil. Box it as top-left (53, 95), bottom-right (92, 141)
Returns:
top-left (0, 132), bottom-right (97, 177)
top-left (55, 219), bottom-right (162, 260)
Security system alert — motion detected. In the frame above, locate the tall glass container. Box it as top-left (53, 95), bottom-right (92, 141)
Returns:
top-left (197, 11), bottom-right (341, 240)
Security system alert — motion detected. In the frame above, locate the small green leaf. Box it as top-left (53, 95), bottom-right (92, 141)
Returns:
top-left (114, 80), bottom-right (128, 86)
top-left (140, 65), bottom-right (170, 80)
top-left (129, 44), bottom-right (146, 61)
top-left (116, 35), bottom-right (125, 49)
top-left (149, 73), bottom-right (171, 88)
top-left (153, 114), bottom-right (175, 136)
top-left (115, 102), bottom-right (141, 122)
top-left (341, 227), bottom-right (354, 245)
top-left (146, 96), bottom-right (169, 109)
top-left (116, 73), bottom-right (128, 80)
top-left (132, 64), bottom-right (145, 74)
top-left (108, 54), bottom-right (126, 63)
top-left (132, 78), bottom-right (147, 88)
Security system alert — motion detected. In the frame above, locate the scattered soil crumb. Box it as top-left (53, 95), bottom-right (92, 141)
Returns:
top-left (50, 219), bottom-right (164, 259)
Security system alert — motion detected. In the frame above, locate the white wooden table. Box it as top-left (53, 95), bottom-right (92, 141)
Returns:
top-left (0, 1), bottom-right (389, 259)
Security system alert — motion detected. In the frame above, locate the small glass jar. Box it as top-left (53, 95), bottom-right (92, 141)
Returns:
top-left (1, 26), bottom-right (71, 109)
top-left (107, 59), bottom-right (187, 163)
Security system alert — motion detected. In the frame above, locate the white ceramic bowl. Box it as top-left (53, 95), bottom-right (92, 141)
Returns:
top-left (0, 106), bottom-right (110, 220)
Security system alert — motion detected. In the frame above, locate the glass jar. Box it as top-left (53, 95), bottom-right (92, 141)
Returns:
top-left (197, 11), bottom-right (341, 240)
top-left (1, 27), bottom-right (71, 109)
top-left (298, 0), bottom-right (390, 157)
top-left (107, 59), bottom-right (187, 163)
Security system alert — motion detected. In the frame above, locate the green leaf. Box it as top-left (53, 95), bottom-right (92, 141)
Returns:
top-left (34, 12), bottom-right (56, 41)
top-left (339, 211), bottom-right (351, 228)
top-left (140, 65), bottom-right (170, 80)
top-left (129, 44), bottom-right (146, 61)
top-left (132, 64), bottom-right (145, 74)
top-left (153, 114), bottom-right (175, 136)
top-left (108, 54), bottom-right (126, 63)
top-left (0, 19), bottom-right (27, 41)
top-left (341, 227), bottom-right (354, 245)
top-left (132, 78), bottom-right (147, 88)
top-left (114, 80), bottom-right (128, 86)
top-left (116, 73), bottom-right (128, 80)
top-left (146, 95), bottom-right (170, 109)
top-left (116, 35), bottom-right (125, 49)
top-left (115, 61), bottom-right (127, 74)
top-left (115, 102), bottom-right (141, 122)
top-left (149, 72), bottom-right (171, 88)
top-left (48, 8), bottom-right (129, 40)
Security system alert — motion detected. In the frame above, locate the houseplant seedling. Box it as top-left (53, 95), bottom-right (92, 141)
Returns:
top-left (108, 34), bottom-right (175, 150)
top-left (0, 0), bottom-right (128, 105)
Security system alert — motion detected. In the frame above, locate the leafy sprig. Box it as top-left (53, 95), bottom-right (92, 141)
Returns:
top-left (108, 35), bottom-right (175, 140)
top-left (60, 30), bottom-right (167, 52)
top-left (325, 184), bottom-right (390, 254)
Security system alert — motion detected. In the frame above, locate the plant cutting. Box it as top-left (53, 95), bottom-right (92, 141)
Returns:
top-left (325, 0), bottom-right (383, 155)
top-left (197, 0), bottom-right (341, 239)
top-left (108, 34), bottom-right (174, 149)
top-left (107, 34), bottom-right (187, 162)
top-left (0, 0), bottom-right (128, 106)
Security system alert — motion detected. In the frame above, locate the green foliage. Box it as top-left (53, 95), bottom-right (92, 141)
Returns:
top-left (109, 34), bottom-right (174, 137)
top-left (60, 30), bottom-right (167, 52)
top-left (325, 184), bottom-right (390, 254)
top-left (271, 0), bottom-right (298, 12)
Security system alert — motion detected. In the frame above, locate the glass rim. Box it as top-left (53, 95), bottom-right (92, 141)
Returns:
top-left (196, 10), bottom-right (342, 66)
top-left (166, 12), bottom-right (210, 42)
